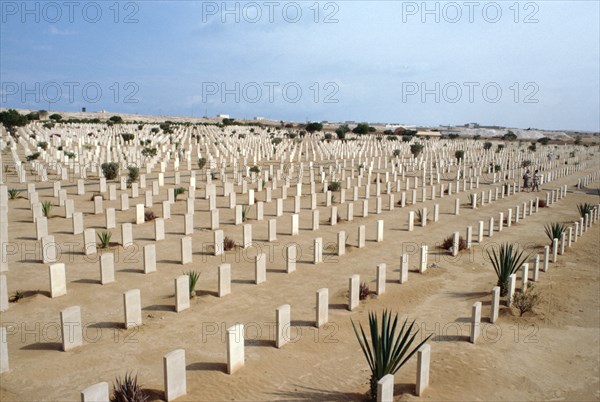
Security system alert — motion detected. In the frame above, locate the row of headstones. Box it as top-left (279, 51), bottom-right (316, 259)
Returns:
top-left (6, 218), bottom-right (387, 309)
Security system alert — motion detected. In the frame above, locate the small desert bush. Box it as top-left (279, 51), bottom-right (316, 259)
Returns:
top-left (223, 236), bottom-right (236, 251)
top-left (37, 141), bottom-right (48, 150)
top-left (250, 165), bottom-right (260, 174)
top-left (512, 285), bottom-right (540, 317)
top-left (26, 152), bottom-right (40, 162)
top-left (9, 290), bottom-right (24, 303)
top-left (101, 162), bottom-right (119, 180)
top-left (327, 181), bottom-right (341, 192)
top-left (538, 199), bottom-right (547, 208)
top-left (441, 235), bottom-right (467, 252)
top-left (328, 213), bottom-right (342, 223)
top-left (127, 166), bottom-right (139, 186)
top-left (359, 282), bottom-right (370, 300)
top-left (198, 157), bottom-right (207, 170)
top-left (144, 211), bottom-right (156, 222)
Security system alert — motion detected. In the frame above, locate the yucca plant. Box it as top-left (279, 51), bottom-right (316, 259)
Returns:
top-left (415, 209), bottom-right (429, 223)
top-left (111, 372), bottom-right (148, 402)
top-left (242, 205), bottom-right (249, 222)
top-left (577, 203), bottom-right (594, 218)
top-left (7, 189), bottom-right (21, 200)
top-left (184, 270), bottom-right (200, 298)
top-left (544, 222), bottom-right (565, 243)
top-left (174, 187), bottom-right (186, 201)
top-left (352, 310), bottom-right (432, 401)
top-left (487, 243), bottom-right (530, 296)
top-left (41, 201), bottom-right (53, 218)
top-left (98, 231), bottom-right (112, 248)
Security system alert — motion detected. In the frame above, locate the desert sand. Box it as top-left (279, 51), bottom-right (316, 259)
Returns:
top-left (0, 121), bottom-right (599, 401)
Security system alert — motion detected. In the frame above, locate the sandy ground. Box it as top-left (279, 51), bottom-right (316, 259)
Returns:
top-left (0, 149), bottom-right (599, 401)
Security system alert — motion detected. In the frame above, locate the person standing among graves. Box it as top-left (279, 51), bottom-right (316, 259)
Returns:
top-left (523, 170), bottom-right (531, 190)
top-left (532, 170), bottom-right (540, 192)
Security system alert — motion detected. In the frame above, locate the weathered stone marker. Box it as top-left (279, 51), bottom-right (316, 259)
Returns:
top-left (163, 349), bottom-right (187, 401)
top-left (144, 244), bottom-right (156, 274)
top-left (491, 286), bottom-right (500, 324)
top-left (276, 304), bottom-right (291, 348)
top-left (470, 301), bottom-right (482, 343)
top-left (61, 306), bottom-right (83, 351)
top-left (123, 289), bottom-right (142, 329)
top-left (218, 264), bottom-right (231, 297)
top-left (416, 344), bottom-right (431, 396)
top-left (175, 275), bottom-right (190, 312)
top-left (377, 374), bottom-right (394, 402)
top-left (227, 324), bottom-right (245, 374)
top-left (100, 253), bottom-right (115, 285)
top-left (349, 274), bottom-right (360, 310)
top-left (80, 382), bottom-right (109, 402)
top-left (49, 263), bottom-right (67, 298)
top-left (316, 288), bottom-right (328, 327)
top-left (376, 263), bottom-right (386, 295)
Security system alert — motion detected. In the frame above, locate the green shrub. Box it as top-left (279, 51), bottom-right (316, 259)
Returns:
top-left (26, 152), bottom-right (40, 162)
top-left (37, 141), bottom-right (48, 150)
top-left (101, 162), bottom-right (120, 180)
top-left (198, 157), bottom-right (207, 170)
top-left (327, 181), bottom-right (341, 192)
top-left (127, 166), bottom-right (139, 186)
top-left (410, 143), bottom-right (424, 157)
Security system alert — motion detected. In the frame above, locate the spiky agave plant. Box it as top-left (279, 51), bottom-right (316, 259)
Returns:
top-left (577, 202), bottom-right (594, 218)
top-left (7, 189), bottom-right (21, 200)
top-left (544, 222), bottom-right (565, 243)
top-left (415, 209), bottom-right (429, 223)
top-left (111, 372), bottom-right (148, 402)
top-left (98, 231), bottom-right (112, 248)
top-left (352, 310), bottom-right (432, 402)
top-left (174, 187), bottom-right (186, 201)
top-left (487, 243), bottom-right (530, 296)
top-left (184, 270), bottom-right (200, 298)
top-left (41, 201), bottom-right (53, 218)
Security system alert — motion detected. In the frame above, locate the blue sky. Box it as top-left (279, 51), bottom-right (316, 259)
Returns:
top-left (1, 1), bottom-right (599, 131)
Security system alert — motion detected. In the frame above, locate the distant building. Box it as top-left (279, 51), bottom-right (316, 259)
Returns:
top-left (217, 114), bottom-right (230, 119)
top-left (254, 116), bottom-right (265, 121)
